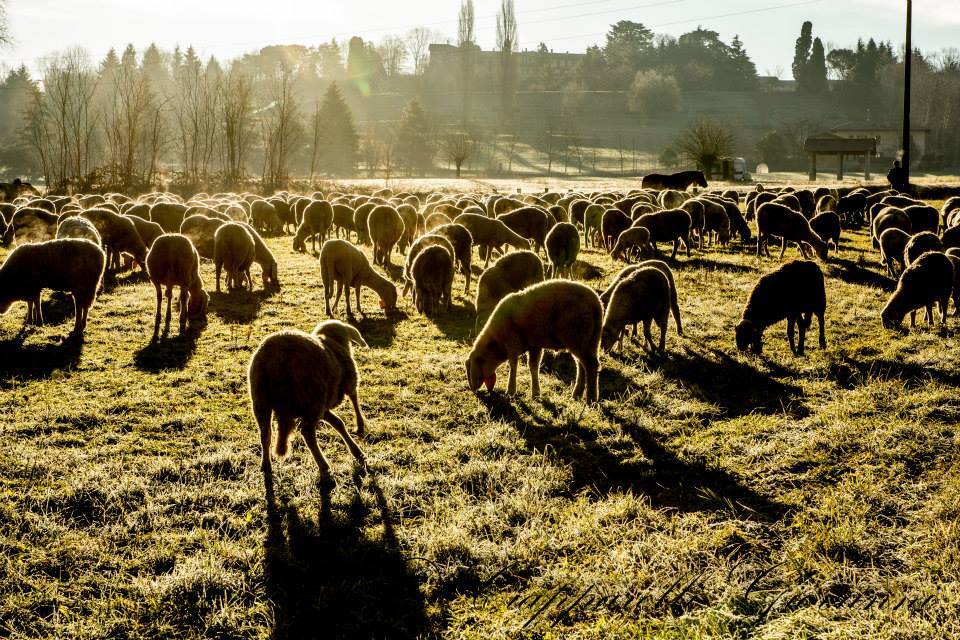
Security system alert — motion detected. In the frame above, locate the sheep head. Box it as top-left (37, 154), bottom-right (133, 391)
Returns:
top-left (465, 352), bottom-right (496, 392)
top-left (880, 303), bottom-right (902, 330)
top-left (735, 319), bottom-right (762, 353)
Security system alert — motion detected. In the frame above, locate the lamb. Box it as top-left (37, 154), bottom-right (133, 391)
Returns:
top-left (2, 208), bottom-right (58, 245)
top-left (544, 222), bottom-right (580, 278)
top-left (454, 213), bottom-right (531, 268)
top-left (247, 321), bottom-right (369, 486)
top-left (879, 228), bottom-right (911, 277)
top-left (756, 202), bottom-right (828, 260)
top-left (632, 209), bottom-right (693, 259)
top-left (881, 252), bottom-right (953, 330)
top-left (145, 233), bottom-right (209, 340)
top-left (56, 216), bottom-right (101, 244)
top-left (600, 267), bottom-right (671, 353)
top-left (735, 260), bottom-right (827, 356)
top-left (602, 208), bottom-right (632, 252)
top-left (401, 232), bottom-right (456, 298)
top-left (410, 245), bottom-right (454, 317)
top-left (238, 223), bottom-right (280, 289)
top-left (292, 200), bottom-right (333, 253)
top-left (433, 223), bottom-right (474, 295)
top-left (318, 239), bottom-right (398, 317)
top-left (179, 214), bottom-right (225, 260)
top-left (214, 222), bottom-right (256, 292)
top-left (610, 227), bottom-right (654, 262)
top-left (474, 250), bottom-right (545, 334)
top-left (81, 208), bottom-right (148, 272)
top-left (367, 205), bottom-right (405, 267)
top-left (124, 214), bottom-right (164, 248)
top-left (903, 231), bottom-right (944, 267)
top-left (0, 238), bottom-right (106, 336)
top-left (251, 200), bottom-right (282, 234)
top-left (149, 202), bottom-right (188, 233)
top-left (809, 211), bottom-right (842, 253)
top-left (497, 206), bottom-right (552, 254)
top-left (599, 260), bottom-right (683, 337)
top-left (466, 280), bottom-right (602, 402)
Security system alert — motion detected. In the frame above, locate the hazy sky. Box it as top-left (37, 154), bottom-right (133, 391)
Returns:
top-left (2, 0), bottom-right (957, 77)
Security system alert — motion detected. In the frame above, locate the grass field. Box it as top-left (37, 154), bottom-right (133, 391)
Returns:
top-left (2, 195), bottom-right (960, 639)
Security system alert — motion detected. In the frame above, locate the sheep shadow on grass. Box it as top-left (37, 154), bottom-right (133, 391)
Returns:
top-left (675, 256), bottom-right (758, 275)
top-left (133, 328), bottom-right (201, 372)
top-left (263, 477), bottom-right (431, 640)
top-left (0, 332), bottom-right (83, 387)
top-left (354, 310), bottom-right (405, 348)
top-left (209, 288), bottom-right (275, 324)
top-left (426, 302), bottom-right (476, 343)
top-left (479, 393), bottom-right (787, 521)
top-left (826, 353), bottom-right (960, 390)
top-left (827, 257), bottom-right (895, 292)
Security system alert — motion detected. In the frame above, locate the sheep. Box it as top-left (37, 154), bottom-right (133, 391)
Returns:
top-left (81, 208), bottom-right (148, 272)
top-left (214, 222), bottom-right (256, 292)
top-left (756, 202), bottom-right (828, 261)
top-left (600, 267), bottom-right (671, 353)
top-left (248, 321), bottom-right (369, 486)
top-left (124, 214), bottom-right (164, 249)
top-left (942, 225), bottom-right (960, 251)
top-left (946, 254), bottom-right (960, 317)
top-left (293, 200), bottom-right (333, 253)
top-left (454, 213), bottom-right (531, 268)
top-left (425, 212), bottom-right (454, 232)
top-left (2, 208), bottom-right (58, 245)
top-left (747, 191), bottom-right (777, 222)
top-left (903, 204), bottom-right (940, 235)
top-left (736, 260), bottom-right (827, 356)
top-left (232, 223), bottom-right (278, 289)
top-left (835, 192), bottom-right (867, 225)
top-left (872, 207), bottom-right (912, 248)
top-left (903, 231), bottom-right (944, 267)
top-left (544, 222), bottom-right (580, 278)
top-left (145, 234), bottom-right (208, 339)
top-left (632, 209), bottom-right (693, 259)
top-left (497, 206), bottom-right (552, 254)
top-left (602, 208), bottom-right (632, 253)
top-left (569, 199), bottom-right (592, 228)
top-left (268, 196), bottom-right (296, 233)
top-left (332, 203), bottom-right (356, 240)
top-left (879, 228), bottom-right (911, 277)
top-left (411, 245), bottom-right (454, 317)
top-left (599, 260), bottom-right (683, 337)
top-left (701, 199), bottom-right (732, 246)
top-left (466, 280), bottom-right (602, 402)
top-left (179, 214), bottom-right (225, 260)
top-left (706, 196), bottom-right (751, 241)
top-left (881, 252), bottom-right (953, 330)
top-left (433, 223), bottom-right (474, 295)
top-left (396, 204), bottom-right (419, 253)
top-left (367, 205), bottom-right (405, 267)
top-left (793, 189), bottom-right (816, 218)
top-left (816, 195), bottom-right (838, 214)
top-left (642, 171), bottom-right (707, 191)
top-left (610, 227), bottom-right (654, 262)
top-left (681, 199), bottom-right (706, 248)
top-left (56, 216), bottom-right (101, 244)
top-left (319, 239), bottom-right (397, 317)
top-left (149, 202), bottom-right (188, 233)
top-left (547, 205), bottom-right (567, 225)
top-left (942, 197), bottom-right (960, 225)
top-left (581, 204), bottom-right (607, 248)
top-left (251, 200), bottom-right (282, 234)
top-left (401, 233), bottom-right (456, 298)
top-left (809, 211), bottom-right (842, 253)
top-left (0, 238), bottom-right (106, 336)
top-left (352, 202), bottom-right (378, 245)
top-left (474, 250), bottom-right (545, 334)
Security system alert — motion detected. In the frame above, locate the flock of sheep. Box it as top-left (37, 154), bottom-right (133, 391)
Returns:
top-left (2, 178), bottom-right (960, 488)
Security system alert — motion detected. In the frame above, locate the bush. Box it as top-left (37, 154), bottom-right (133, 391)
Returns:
top-left (673, 119), bottom-right (735, 179)
top-left (628, 70), bottom-right (681, 119)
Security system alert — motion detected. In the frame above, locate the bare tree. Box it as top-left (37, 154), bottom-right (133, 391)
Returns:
top-left (673, 119), bottom-right (735, 179)
top-left (442, 130), bottom-right (474, 178)
top-left (169, 48), bottom-right (219, 186)
top-left (495, 0), bottom-right (518, 125)
top-left (378, 36), bottom-right (407, 77)
top-left (457, 0), bottom-right (476, 123)
top-left (259, 64), bottom-right (303, 190)
top-left (406, 28), bottom-right (439, 76)
top-left (218, 63), bottom-right (254, 187)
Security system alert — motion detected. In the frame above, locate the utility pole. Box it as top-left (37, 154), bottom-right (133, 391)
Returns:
top-left (902, 0), bottom-right (913, 182)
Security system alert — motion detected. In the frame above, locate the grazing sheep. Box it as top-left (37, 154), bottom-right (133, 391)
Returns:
top-left (581, 204), bottom-right (607, 248)
top-left (145, 233), bottom-right (209, 340)
top-left (411, 245), bottom-right (454, 317)
top-left (872, 207), bottom-right (912, 248)
top-left (602, 208), bottom-right (632, 252)
top-left (809, 211), bottom-right (842, 253)
top-left (179, 214), bottom-right (225, 260)
top-left (879, 228), bottom-right (911, 277)
top-left (454, 213), bottom-right (531, 268)
top-left (474, 250), bottom-right (545, 334)
top-left (432, 223), bottom-right (474, 295)
top-left (124, 214), bottom-right (164, 248)
top-left (367, 205), bottom-right (404, 267)
top-left (251, 200), bottom-right (282, 234)
top-left (319, 239), bottom-right (397, 317)
top-left (214, 222), bottom-right (256, 292)
top-left (332, 203), bottom-right (356, 240)
top-left (248, 321), bottom-right (369, 485)
top-left (600, 267), bottom-right (671, 353)
top-left (942, 197), bottom-right (960, 225)
top-left (600, 260), bottom-right (683, 336)
top-left (835, 192), bottom-right (867, 225)
top-left (352, 202), bottom-right (377, 245)
top-left (547, 205), bottom-right (567, 225)
top-left (82, 208), bottom-right (148, 271)
top-left (569, 199), bottom-right (592, 228)
top-left (816, 195), bottom-right (838, 214)
top-left (903, 231), bottom-right (944, 267)
top-left (881, 252), bottom-right (953, 330)
top-left (233, 223), bottom-right (279, 289)
top-left (942, 225), bottom-right (960, 251)
top-left (658, 189), bottom-right (687, 211)
top-left (497, 206), bottom-right (552, 254)
top-left (149, 202), bottom-right (188, 233)
top-left (793, 190), bottom-right (816, 218)
top-left (0, 238), bottom-right (106, 336)
top-left (293, 200), bottom-right (334, 253)
top-left (545, 222), bottom-right (580, 278)
top-left (632, 209), bottom-right (693, 259)
top-left (701, 199), bottom-right (732, 246)
top-left (396, 204), bottom-right (419, 253)
top-left (56, 216), bottom-right (101, 244)
top-left (611, 227), bottom-right (654, 262)
top-left (746, 191), bottom-right (777, 222)
top-left (903, 204), bottom-right (940, 235)
top-left (756, 202), bottom-right (828, 260)
top-left (268, 197), bottom-right (296, 233)
top-left (401, 233), bottom-right (456, 298)
top-left (466, 280), bottom-right (602, 402)
top-left (424, 212), bottom-right (454, 232)
top-left (681, 199), bottom-right (706, 248)
top-left (2, 208), bottom-right (58, 245)
top-left (947, 254), bottom-right (960, 316)
top-left (736, 260), bottom-right (827, 356)
top-left (642, 171), bottom-right (708, 191)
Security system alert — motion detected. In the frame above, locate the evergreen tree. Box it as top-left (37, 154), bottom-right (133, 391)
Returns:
top-left (396, 99), bottom-right (433, 175)
top-left (313, 82), bottom-right (359, 176)
top-left (792, 21), bottom-right (813, 82)
top-left (805, 38), bottom-right (828, 94)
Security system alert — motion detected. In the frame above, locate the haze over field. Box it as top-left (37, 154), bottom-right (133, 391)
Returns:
top-left (3, 0), bottom-right (958, 75)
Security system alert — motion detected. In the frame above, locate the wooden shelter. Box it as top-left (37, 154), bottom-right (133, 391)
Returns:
top-left (803, 133), bottom-right (878, 181)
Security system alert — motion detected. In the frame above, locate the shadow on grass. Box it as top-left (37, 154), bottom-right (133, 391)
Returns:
top-left (827, 258), bottom-right (895, 292)
top-left (263, 477), bottom-right (430, 640)
top-left (37, 292), bottom-right (77, 327)
top-left (677, 257), bottom-right (758, 275)
top-left (426, 302), bottom-right (475, 343)
top-left (0, 332), bottom-right (84, 387)
top-left (354, 310), bottom-right (405, 348)
top-left (827, 353), bottom-right (960, 389)
top-left (133, 328), bottom-right (201, 372)
top-left (209, 287), bottom-right (276, 324)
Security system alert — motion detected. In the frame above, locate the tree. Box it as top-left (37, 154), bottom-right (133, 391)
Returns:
top-left (457, 0), bottom-right (476, 123)
top-left (259, 64), bottom-right (303, 190)
top-left (628, 70), bottom-right (680, 119)
top-left (604, 21), bottom-right (654, 87)
top-left (0, 0), bottom-right (9, 47)
top-left (792, 21), bottom-right (813, 83)
top-left (219, 63), bottom-right (254, 187)
top-left (805, 38), bottom-right (829, 94)
top-left (310, 82), bottom-right (358, 177)
top-left (755, 131), bottom-right (791, 168)
top-left (442, 130), bottom-right (474, 178)
top-left (406, 28), bottom-right (436, 77)
top-left (395, 99), bottom-right (433, 175)
top-left (673, 119), bottom-right (735, 179)
top-left (377, 36), bottom-right (407, 78)
top-left (495, 0), bottom-right (518, 125)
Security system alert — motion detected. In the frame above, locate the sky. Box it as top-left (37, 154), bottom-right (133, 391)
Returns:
top-left (1, 0), bottom-right (957, 78)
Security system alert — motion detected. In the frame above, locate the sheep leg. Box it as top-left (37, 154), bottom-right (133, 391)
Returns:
top-left (354, 285), bottom-right (362, 316)
top-left (152, 284), bottom-right (162, 340)
top-left (797, 314), bottom-right (808, 356)
top-left (178, 286), bottom-right (189, 333)
top-left (643, 319), bottom-right (655, 352)
top-left (72, 296), bottom-right (82, 335)
top-left (245, 269), bottom-right (253, 291)
top-left (657, 314), bottom-right (667, 353)
top-left (348, 391), bottom-right (366, 436)
top-left (787, 315), bottom-right (797, 354)
top-left (926, 305), bottom-right (934, 326)
top-left (300, 418), bottom-right (333, 485)
top-left (818, 313), bottom-right (827, 348)
top-left (324, 410), bottom-right (367, 469)
top-left (529, 348), bottom-right (542, 398)
top-left (573, 358), bottom-right (586, 400)
top-left (164, 285), bottom-right (174, 336)
top-left (910, 310), bottom-right (917, 328)
top-left (582, 355), bottom-right (599, 403)
top-left (215, 260), bottom-right (222, 293)
top-left (670, 239), bottom-right (679, 260)
top-left (507, 357), bottom-right (518, 396)
top-left (253, 405), bottom-right (273, 476)
top-left (779, 237), bottom-right (787, 260)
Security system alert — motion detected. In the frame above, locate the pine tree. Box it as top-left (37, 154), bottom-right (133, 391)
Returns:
top-left (396, 99), bottom-right (433, 175)
top-left (312, 82), bottom-right (358, 176)
top-left (806, 38), bottom-right (828, 94)
top-left (792, 21), bottom-right (813, 83)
